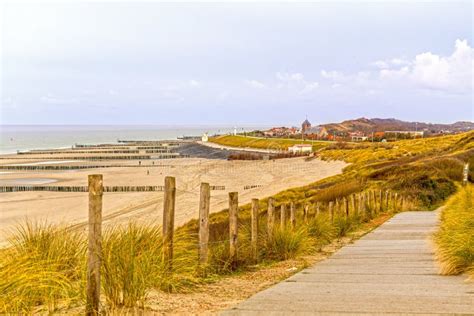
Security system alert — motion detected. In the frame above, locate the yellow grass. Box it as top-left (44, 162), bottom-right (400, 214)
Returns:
top-left (435, 184), bottom-right (474, 278)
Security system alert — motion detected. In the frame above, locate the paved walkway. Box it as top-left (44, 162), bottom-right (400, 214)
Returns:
top-left (223, 211), bottom-right (474, 315)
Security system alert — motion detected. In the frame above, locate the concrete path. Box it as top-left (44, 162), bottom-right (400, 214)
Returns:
top-left (223, 211), bottom-right (474, 315)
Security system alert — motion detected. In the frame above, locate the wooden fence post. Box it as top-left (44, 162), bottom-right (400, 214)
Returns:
top-left (357, 194), bottom-right (363, 215)
top-left (267, 198), bottom-right (275, 241)
top-left (350, 195), bottom-right (356, 217)
top-left (385, 190), bottom-right (390, 210)
top-left (251, 198), bottom-right (259, 262)
top-left (378, 190), bottom-right (383, 213)
top-left (329, 201), bottom-right (334, 222)
top-left (315, 202), bottom-right (321, 217)
top-left (87, 174), bottom-right (103, 316)
top-left (229, 192), bottom-right (239, 264)
top-left (393, 193), bottom-right (398, 212)
top-left (290, 202), bottom-right (296, 228)
top-left (280, 204), bottom-right (286, 228)
top-left (463, 163), bottom-right (469, 186)
top-left (303, 204), bottom-right (309, 223)
top-left (198, 182), bottom-right (210, 266)
top-left (343, 197), bottom-right (349, 217)
top-left (335, 199), bottom-right (340, 217)
top-left (372, 191), bottom-right (378, 214)
top-left (163, 176), bottom-right (176, 272)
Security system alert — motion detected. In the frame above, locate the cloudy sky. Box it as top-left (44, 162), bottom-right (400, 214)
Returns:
top-left (1, 1), bottom-right (472, 126)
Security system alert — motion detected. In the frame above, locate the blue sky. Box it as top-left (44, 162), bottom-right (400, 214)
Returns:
top-left (1, 1), bottom-right (472, 126)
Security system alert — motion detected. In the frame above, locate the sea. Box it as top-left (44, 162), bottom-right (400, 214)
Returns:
top-left (0, 125), bottom-right (264, 155)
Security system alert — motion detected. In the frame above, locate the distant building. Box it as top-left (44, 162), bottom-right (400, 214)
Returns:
top-left (288, 144), bottom-right (313, 154)
top-left (348, 131), bottom-right (368, 142)
top-left (301, 119), bottom-right (312, 133)
top-left (264, 127), bottom-right (298, 137)
top-left (201, 133), bottom-right (209, 142)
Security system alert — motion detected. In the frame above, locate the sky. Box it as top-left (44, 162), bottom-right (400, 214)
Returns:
top-left (1, 0), bottom-right (473, 126)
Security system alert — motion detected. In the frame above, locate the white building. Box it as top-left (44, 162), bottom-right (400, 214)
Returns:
top-left (202, 133), bottom-right (209, 142)
top-left (288, 144), bottom-right (313, 154)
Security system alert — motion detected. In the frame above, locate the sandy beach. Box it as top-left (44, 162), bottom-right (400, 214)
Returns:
top-left (0, 143), bottom-right (346, 243)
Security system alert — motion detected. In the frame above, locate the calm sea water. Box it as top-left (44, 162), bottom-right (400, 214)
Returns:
top-left (0, 125), bottom-right (263, 154)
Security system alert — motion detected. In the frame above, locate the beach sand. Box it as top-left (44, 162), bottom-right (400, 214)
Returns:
top-left (0, 154), bottom-right (346, 243)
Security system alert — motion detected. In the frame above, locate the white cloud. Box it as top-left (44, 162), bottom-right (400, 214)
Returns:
top-left (380, 39), bottom-right (473, 93)
top-left (276, 72), bottom-right (319, 94)
top-left (189, 79), bottom-right (200, 87)
top-left (245, 79), bottom-right (266, 89)
top-left (371, 58), bottom-right (410, 69)
top-left (371, 60), bottom-right (389, 69)
top-left (390, 58), bottom-right (410, 66)
top-left (320, 70), bottom-right (346, 81)
top-left (276, 72), bottom-right (304, 82)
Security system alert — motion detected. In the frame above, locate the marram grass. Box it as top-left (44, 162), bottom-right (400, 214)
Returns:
top-left (435, 185), bottom-right (474, 278)
top-left (0, 221), bottom-right (86, 313)
top-left (0, 193), bottom-right (404, 313)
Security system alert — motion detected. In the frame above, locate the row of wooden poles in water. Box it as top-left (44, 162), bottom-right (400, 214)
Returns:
top-left (84, 174), bottom-right (407, 315)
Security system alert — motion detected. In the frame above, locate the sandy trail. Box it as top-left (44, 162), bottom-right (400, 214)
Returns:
top-left (0, 157), bottom-right (346, 243)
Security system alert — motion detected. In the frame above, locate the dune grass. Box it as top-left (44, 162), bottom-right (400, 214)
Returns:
top-left (1, 131), bottom-right (472, 313)
top-left (435, 184), bottom-right (474, 278)
top-left (0, 221), bottom-right (85, 313)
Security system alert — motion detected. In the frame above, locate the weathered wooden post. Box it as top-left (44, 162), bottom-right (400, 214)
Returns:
top-left (372, 190), bottom-right (377, 214)
top-left (229, 192), bottom-right (239, 264)
top-left (315, 202), bottom-right (321, 217)
top-left (378, 190), bottom-right (383, 213)
top-left (198, 182), bottom-right (210, 266)
top-left (303, 204), bottom-right (309, 223)
top-left (335, 199), bottom-right (340, 217)
top-left (251, 198), bottom-right (259, 262)
top-left (267, 197), bottom-right (275, 240)
top-left (394, 192), bottom-right (399, 212)
top-left (385, 190), bottom-right (390, 210)
top-left (87, 174), bottom-right (103, 316)
top-left (343, 197), bottom-right (349, 217)
top-left (357, 193), bottom-right (363, 215)
top-left (350, 194), bottom-right (356, 216)
top-left (163, 176), bottom-right (176, 272)
top-left (329, 201), bottom-right (334, 222)
top-left (463, 163), bottom-right (469, 186)
top-left (290, 202), bottom-right (296, 228)
top-left (280, 204), bottom-right (286, 228)
top-left (365, 192), bottom-right (371, 217)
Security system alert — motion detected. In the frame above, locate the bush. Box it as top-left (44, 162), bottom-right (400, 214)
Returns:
top-left (435, 185), bottom-right (474, 278)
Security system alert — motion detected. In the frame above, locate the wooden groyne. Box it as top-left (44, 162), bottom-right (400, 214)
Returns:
top-left (0, 154), bottom-right (184, 160)
top-left (0, 165), bottom-right (172, 171)
top-left (0, 185), bottom-right (164, 193)
top-left (244, 184), bottom-right (264, 190)
top-left (18, 150), bottom-right (141, 155)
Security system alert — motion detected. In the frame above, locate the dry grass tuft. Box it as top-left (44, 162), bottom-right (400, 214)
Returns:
top-left (435, 185), bottom-right (474, 279)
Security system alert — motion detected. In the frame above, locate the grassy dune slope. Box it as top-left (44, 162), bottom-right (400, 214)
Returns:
top-left (210, 134), bottom-right (331, 151)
